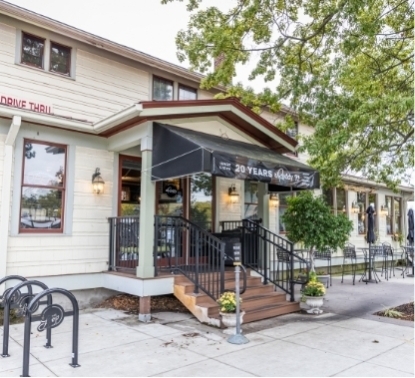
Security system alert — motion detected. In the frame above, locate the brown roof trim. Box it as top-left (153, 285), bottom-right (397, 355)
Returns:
top-left (139, 98), bottom-right (297, 148)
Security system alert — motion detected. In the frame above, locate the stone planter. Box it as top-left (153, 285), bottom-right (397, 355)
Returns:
top-left (220, 311), bottom-right (245, 335)
top-left (304, 296), bottom-right (324, 314)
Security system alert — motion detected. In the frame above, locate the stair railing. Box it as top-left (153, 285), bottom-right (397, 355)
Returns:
top-left (155, 215), bottom-right (246, 301)
top-left (242, 219), bottom-right (310, 302)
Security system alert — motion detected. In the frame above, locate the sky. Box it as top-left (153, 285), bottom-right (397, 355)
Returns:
top-left (6, 0), bottom-right (267, 91)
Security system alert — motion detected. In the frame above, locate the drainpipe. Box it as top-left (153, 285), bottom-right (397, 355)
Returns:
top-left (0, 116), bottom-right (21, 286)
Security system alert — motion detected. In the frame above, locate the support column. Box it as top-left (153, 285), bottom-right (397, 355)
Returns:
top-left (138, 296), bottom-right (151, 322)
top-left (257, 182), bottom-right (269, 228)
top-left (137, 131), bottom-right (156, 279)
top-left (0, 116), bottom-right (21, 284)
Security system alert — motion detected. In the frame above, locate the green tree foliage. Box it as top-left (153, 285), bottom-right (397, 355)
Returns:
top-left (282, 191), bottom-right (353, 272)
top-left (162, 0), bottom-right (414, 188)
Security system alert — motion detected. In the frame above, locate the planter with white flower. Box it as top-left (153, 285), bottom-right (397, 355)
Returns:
top-left (217, 291), bottom-right (245, 335)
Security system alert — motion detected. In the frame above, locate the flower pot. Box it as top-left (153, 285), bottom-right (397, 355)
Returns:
top-left (304, 296), bottom-right (324, 314)
top-left (220, 311), bottom-right (245, 335)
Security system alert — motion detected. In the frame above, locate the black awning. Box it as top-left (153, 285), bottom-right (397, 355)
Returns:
top-left (152, 123), bottom-right (320, 189)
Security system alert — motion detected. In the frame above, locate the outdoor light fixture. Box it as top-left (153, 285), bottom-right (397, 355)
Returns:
top-left (380, 205), bottom-right (389, 216)
top-left (228, 184), bottom-right (239, 204)
top-left (351, 202), bottom-right (360, 214)
top-left (270, 193), bottom-right (279, 207)
top-left (342, 205), bottom-right (346, 213)
top-left (92, 167), bottom-right (105, 194)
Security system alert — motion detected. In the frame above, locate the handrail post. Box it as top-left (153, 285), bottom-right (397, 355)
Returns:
top-left (263, 228), bottom-right (268, 285)
top-left (220, 242), bottom-right (225, 294)
top-left (154, 216), bottom-right (159, 277)
top-left (290, 243), bottom-right (295, 302)
top-left (194, 229), bottom-right (200, 294)
top-left (108, 218), bottom-right (114, 271)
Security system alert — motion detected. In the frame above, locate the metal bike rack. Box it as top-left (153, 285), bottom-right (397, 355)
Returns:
top-left (0, 275), bottom-right (27, 303)
top-left (22, 287), bottom-right (80, 377)
top-left (2, 280), bottom-right (51, 357)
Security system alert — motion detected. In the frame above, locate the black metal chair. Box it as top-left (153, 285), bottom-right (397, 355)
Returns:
top-left (371, 245), bottom-right (388, 281)
top-left (341, 243), bottom-right (357, 285)
top-left (402, 246), bottom-right (414, 278)
top-left (314, 249), bottom-right (332, 287)
top-left (381, 242), bottom-right (395, 279)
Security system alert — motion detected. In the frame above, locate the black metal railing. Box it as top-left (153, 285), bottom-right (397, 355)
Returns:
top-left (219, 220), bottom-right (243, 232)
top-left (108, 216), bottom-right (140, 272)
top-left (155, 215), bottom-right (246, 301)
top-left (241, 219), bottom-right (309, 302)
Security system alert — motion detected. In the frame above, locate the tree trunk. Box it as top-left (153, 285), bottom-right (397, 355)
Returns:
top-left (309, 247), bottom-right (315, 273)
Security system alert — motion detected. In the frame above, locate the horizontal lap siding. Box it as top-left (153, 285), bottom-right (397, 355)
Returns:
top-left (0, 23), bottom-right (150, 123)
top-left (7, 146), bottom-right (114, 277)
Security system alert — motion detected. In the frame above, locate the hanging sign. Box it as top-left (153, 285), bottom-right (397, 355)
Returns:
top-left (164, 185), bottom-right (178, 198)
top-left (0, 94), bottom-right (53, 114)
top-left (212, 152), bottom-right (319, 189)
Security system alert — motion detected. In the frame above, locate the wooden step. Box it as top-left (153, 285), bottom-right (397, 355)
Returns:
top-left (242, 302), bottom-right (301, 323)
top-left (178, 277), bottom-right (262, 294)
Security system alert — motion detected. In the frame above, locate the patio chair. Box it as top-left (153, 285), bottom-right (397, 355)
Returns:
top-left (402, 246), bottom-right (414, 278)
top-left (381, 242), bottom-right (395, 279)
top-left (314, 249), bottom-right (332, 287)
top-left (341, 243), bottom-right (357, 285)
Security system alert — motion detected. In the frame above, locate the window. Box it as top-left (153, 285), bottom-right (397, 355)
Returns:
top-left (190, 173), bottom-right (212, 231)
top-left (357, 192), bottom-right (367, 235)
top-left (179, 85), bottom-right (197, 100)
top-left (385, 195), bottom-right (393, 234)
top-left (21, 33), bottom-right (45, 68)
top-left (286, 121), bottom-right (298, 139)
top-left (337, 188), bottom-right (347, 214)
top-left (394, 198), bottom-right (401, 234)
top-left (50, 42), bottom-right (71, 75)
top-left (20, 140), bottom-right (66, 233)
top-left (323, 188), bottom-right (334, 212)
top-left (153, 77), bottom-right (173, 101)
top-left (279, 193), bottom-right (293, 233)
top-left (244, 181), bottom-right (258, 220)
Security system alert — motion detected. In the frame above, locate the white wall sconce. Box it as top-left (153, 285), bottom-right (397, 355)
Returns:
top-left (380, 205), bottom-right (389, 216)
top-left (351, 202), bottom-right (360, 214)
top-left (228, 184), bottom-right (239, 204)
top-left (270, 192), bottom-right (279, 207)
top-left (92, 167), bottom-right (105, 194)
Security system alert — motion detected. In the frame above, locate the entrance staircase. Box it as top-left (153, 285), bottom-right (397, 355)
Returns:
top-left (154, 216), bottom-right (310, 327)
top-left (173, 269), bottom-right (300, 327)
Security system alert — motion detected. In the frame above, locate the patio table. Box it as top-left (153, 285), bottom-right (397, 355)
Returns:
top-left (358, 246), bottom-right (383, 284)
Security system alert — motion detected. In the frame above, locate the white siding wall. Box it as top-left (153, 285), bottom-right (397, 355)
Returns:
top-left (0, 134), bottom-right (5, 217)
top-left (0, 22), bottom-right (150, 123)
top-left (6, 144), bottom-right (114, 277)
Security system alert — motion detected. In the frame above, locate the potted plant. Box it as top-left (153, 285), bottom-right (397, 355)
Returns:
top-left (302, 272), bottom-right (326, 314)
top-left (217, 291), bottom-right (244, 335)
top-left (282, 191), bottom-right (353, 274)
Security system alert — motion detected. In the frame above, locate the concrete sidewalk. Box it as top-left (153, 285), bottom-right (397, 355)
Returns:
top-left (0, 275), bottom-right (413, 377)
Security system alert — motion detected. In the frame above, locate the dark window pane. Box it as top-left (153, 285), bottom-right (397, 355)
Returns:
top-left (323, 188), bottom-right (334, 209)
top-left (22, 33), bottom-right (44, 68)
top-left (190, 173), bottom-right (212, 231)
top-left (385, 196), bottom-right (393, 234)
top-left (357, 192), bottom-right (366, 234)
top-left (279, 193), bottom-right (293, 233)
top-left (336, 188), bottom-right (346, 212)
top-left (153, 77), bottom-right (173, 101)
top-left (23, 142), bottom-right (65, 187)
top-left (50, 43), bottom-right (71, 75)
top-left (179, 86), bottom-right (197, 100)
top-left (394, 198), bottom-right (401, 234)
top-left (20, 188), bottom-right (63, 230)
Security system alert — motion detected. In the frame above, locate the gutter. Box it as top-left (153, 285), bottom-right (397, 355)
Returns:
top-left (0, 103), bottom-right (143, 134)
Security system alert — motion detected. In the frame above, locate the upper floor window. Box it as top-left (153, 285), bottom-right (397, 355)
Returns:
top-left (50, 42), bottom-right (71, 76)
top-left (20, 140), bottom-right (67, 233)
top-left (153, 77), bottom-right (173, 101)
top-left (21, 33), bottom-right (45, 69)
top-left (179, 85), bottom-right (197, 100)
top-left (286, 121), bottom-right (298, 139)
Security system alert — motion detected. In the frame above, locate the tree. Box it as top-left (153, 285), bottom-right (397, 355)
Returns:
top-left (282, 191), bottom-right (353, 272)
top-left (162, 0), bottom-right (414, 188)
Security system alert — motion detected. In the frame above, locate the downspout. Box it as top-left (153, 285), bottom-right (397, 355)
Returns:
top-left (0, 116), bottom-right (21, 286)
